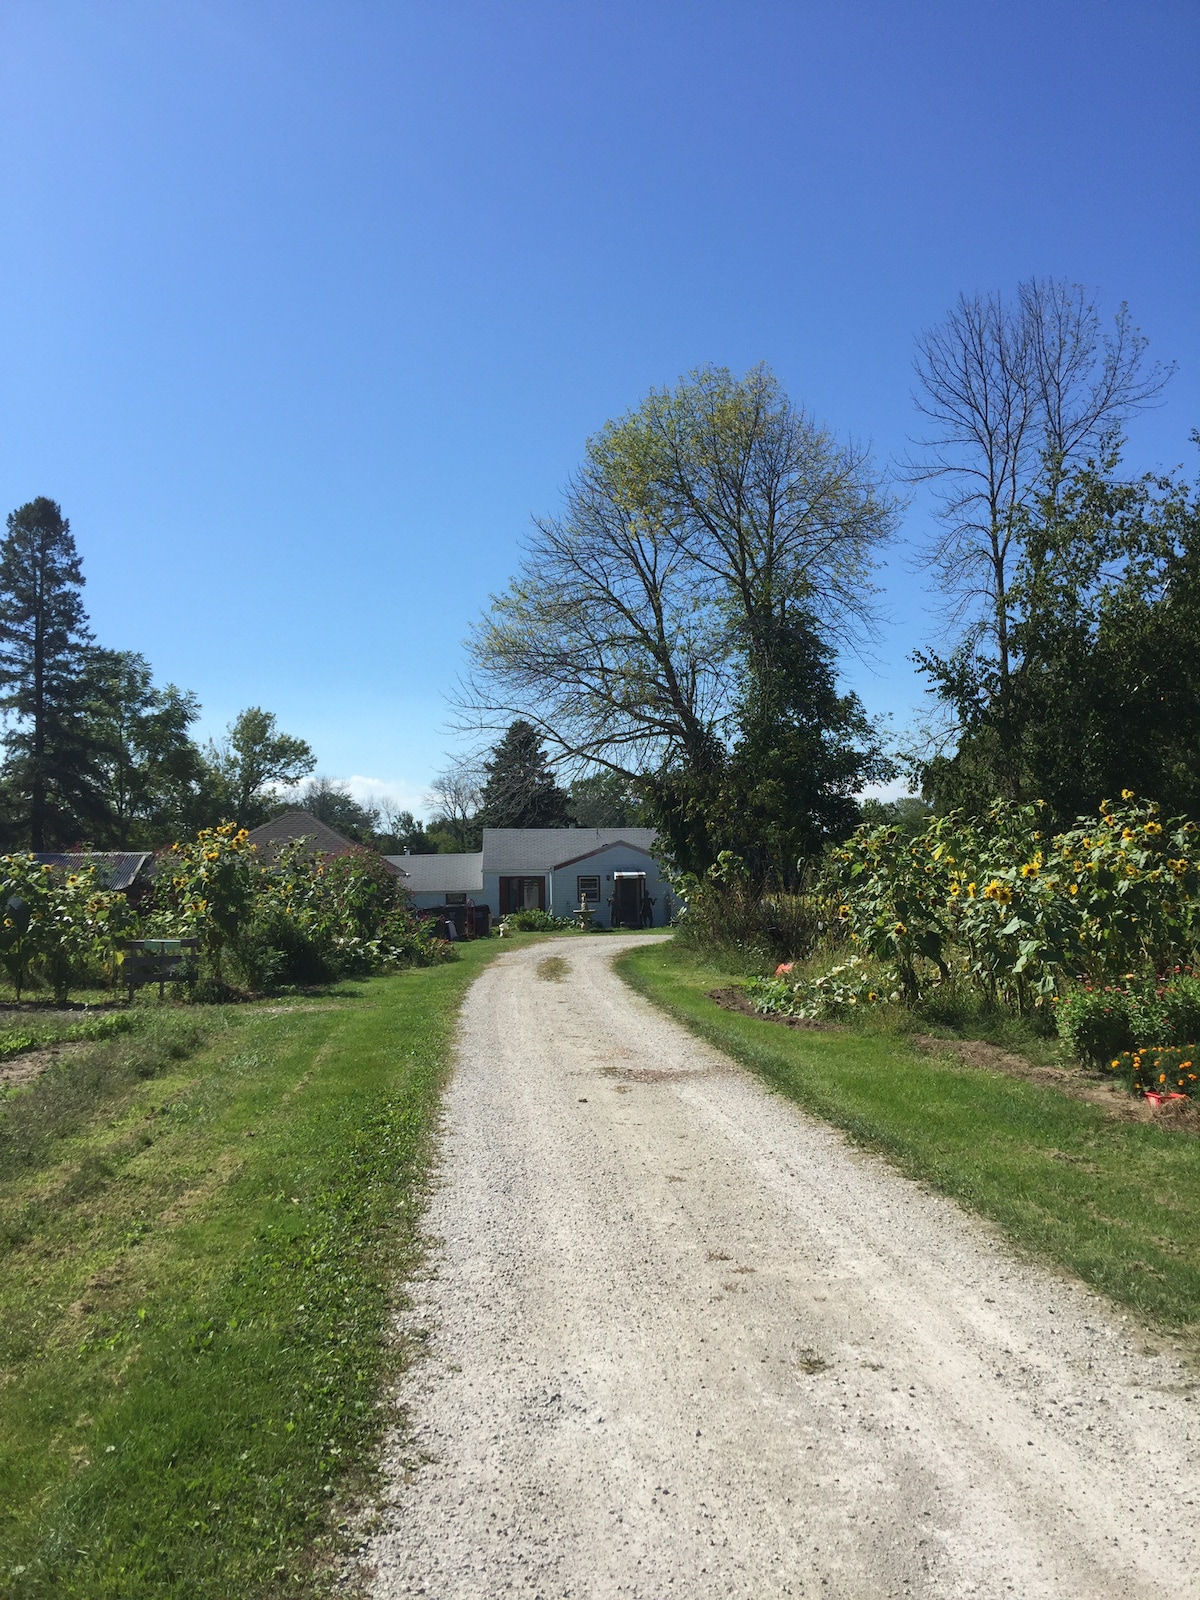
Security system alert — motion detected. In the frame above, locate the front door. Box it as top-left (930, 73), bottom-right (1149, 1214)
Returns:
top-left (499, 876), bottom-right (546, 915)
top-left (611, 874), bottom-right (645, 928)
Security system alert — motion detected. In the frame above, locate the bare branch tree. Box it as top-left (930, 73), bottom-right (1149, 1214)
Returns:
top-left (457, 366), bottom-right (898, 780)
top-left (908, 278), bottom-right (1173, 695)
top-left (424, 759), bottom-right (483, 849)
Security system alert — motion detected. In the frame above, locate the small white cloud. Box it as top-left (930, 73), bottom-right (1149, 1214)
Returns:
top-left (342, 774), bottom-right (431, 817)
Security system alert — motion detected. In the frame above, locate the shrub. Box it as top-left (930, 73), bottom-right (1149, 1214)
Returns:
top-left (1056, 988), bottom-right (1137, 1064)
top-left (502, 908), bottom-right (573, 932)
top-left (672, 852), bottom-right (829, 965)
top-left (1108, 1045), bottom-right (1199, 1099)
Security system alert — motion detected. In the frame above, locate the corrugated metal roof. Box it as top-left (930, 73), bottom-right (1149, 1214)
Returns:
top-left (385, 852), bottom-right (485, 894)
top-left (481, 828), bottom-right (658, 873)
top-left (32, 852), bottom-right (153, 892)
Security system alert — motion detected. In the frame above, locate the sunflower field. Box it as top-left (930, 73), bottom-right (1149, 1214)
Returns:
top-left (822, 793), bottom-right (1200, 1012)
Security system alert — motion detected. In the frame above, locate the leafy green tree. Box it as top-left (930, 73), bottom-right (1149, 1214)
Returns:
top-left (923, 450), bottom-right (1200, 819)
top-left (477, 721), bottom-right (573, 829)
top-left (0, 498), bottom-right (110, 848)
top-left (462, 366), bottom-right (897, 876)
top-left (291, 777), bottom-right (380, 842)
top-left (205, 707), bottom-right (316, 827)
top-left (567, 771), bottom-right (647, 828)
top-left (86, 650), bottom-right (209, 846)
top-left (909, 281), bottom-right (1171, 794)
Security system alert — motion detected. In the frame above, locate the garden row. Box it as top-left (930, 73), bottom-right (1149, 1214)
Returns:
top-left (734, 794), bottom-right (1200, 1102)
top-left (0, 824), bottom-right (452, 1003)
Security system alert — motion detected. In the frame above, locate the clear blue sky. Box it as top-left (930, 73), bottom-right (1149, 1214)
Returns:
top-left (1, 1), bottom-right (1196, 815)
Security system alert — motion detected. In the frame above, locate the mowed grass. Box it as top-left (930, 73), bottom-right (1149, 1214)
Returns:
top-left (0, 937), bottom-right (511, 1599)
top-left (618, 940), bottom-right (1200, 1342)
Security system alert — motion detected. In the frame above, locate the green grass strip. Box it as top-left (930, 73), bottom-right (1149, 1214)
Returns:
top-left (0, 937), bottom-right (509, 1599)
top-left (618, 940), bottom-right (1200, 1341)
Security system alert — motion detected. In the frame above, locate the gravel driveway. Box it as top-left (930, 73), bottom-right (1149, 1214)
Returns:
top-left (363, 934), bottom-right (1199, 1599)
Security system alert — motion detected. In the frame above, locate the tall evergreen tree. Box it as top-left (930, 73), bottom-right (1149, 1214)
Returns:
top-left (0, 498), bottom-right (107, 847)
top-left (477, 720), bottom-right (573, 828)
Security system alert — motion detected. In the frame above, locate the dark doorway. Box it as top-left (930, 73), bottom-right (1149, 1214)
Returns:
top-left (610, 872), bottom-right (646, 928)
top-left (499, 876), bottom-right (546, 915)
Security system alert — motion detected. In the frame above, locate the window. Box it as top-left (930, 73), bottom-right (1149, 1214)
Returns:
top-left (445, 893), bottom-right (467, 906)
top-left (576, 875), bottom-right (601, 906)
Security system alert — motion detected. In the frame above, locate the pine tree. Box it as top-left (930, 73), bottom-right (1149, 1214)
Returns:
top-left (477, 721), bottom-right (573, 828)
top-left (0, 498), bottom-right (107, 847)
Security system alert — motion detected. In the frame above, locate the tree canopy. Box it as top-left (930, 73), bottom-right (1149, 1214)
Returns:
top-left (462, 365), bottom-right (897, 877)
top-left (477, 721), bottom-right (573, 830)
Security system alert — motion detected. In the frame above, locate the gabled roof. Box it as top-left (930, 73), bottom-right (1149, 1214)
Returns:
top-left (384, 852), bottom-right (484, 895)
top-left (32, 852), bottom-right (153, 892)
top-left (550, 837), bottom-right (656, 871)
top-left (247, 811), bottom-right (402, 873)
top-left (481, 827), bottom-right (657, 873)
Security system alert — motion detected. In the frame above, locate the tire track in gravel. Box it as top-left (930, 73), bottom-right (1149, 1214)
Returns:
top-left (362, 934), bottom-right (1199, 1599)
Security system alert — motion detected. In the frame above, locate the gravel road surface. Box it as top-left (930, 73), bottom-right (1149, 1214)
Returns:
top-left (363, 934), bottom-right (1199, 1599)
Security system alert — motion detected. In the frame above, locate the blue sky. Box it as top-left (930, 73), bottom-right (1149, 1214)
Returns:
top-left (1, 1), bottom-right (1196, 815)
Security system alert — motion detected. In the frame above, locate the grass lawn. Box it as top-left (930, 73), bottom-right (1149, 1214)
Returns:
top-left (618, 939), bottom-right (1200, 1345)
top-left (0, 936), bottom-right (515, 1600)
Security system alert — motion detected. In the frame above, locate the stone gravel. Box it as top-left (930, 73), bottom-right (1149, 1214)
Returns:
top-left (361, 934), bottom-right (1199, 1599)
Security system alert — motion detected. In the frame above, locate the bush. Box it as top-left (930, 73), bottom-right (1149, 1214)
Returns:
top-left (502, 908), bottom-right (573, 932)
top-left (825, 795), bottom-right (1200, 1011)
top-left (1057, 974), bottom-right (1200, 1064)
top-left (672, 853), bottom-right (829, 965)
top-left (1108, 1045), bottom-right (1199, 1099)
top-left (1056, 988), bottom-right (1138, 1064)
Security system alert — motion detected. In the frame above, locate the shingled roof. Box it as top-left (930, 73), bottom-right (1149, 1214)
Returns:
top-left (246, 811), bottom-right (402, 873)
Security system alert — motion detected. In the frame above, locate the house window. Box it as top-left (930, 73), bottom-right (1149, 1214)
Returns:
top-left (576, 875), bottom-right (601, 906)
top-left (444, 893), bottom-right (467, 906)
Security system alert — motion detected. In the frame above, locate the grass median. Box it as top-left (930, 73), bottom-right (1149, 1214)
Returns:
top-left (617, 939), bottom-right (1200, 1343)
top-left (0, 936), bottom-right (512, 1600)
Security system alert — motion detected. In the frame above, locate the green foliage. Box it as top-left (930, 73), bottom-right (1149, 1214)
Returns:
top-left (465, 364), bottom-right (897, 880)
top-left (0, 499), bottom-right (105, 848)
top-left (746, 955), bottom-right (899, 1019)
top-left (290, 777), bottom-right (379, 842)
top-left (1055, 974), bottom-right (1200, 1066)
top-left (204, 708), bottom-right (316, 829)
top-left (670, 850), bottom-right (828, 967)
top-left (567, 770), bottom-right (646, 828)
top-left (1054, 987), bottom-right (1137, 1064)
top-left (501, 907), bottom-right (573, 932)
top-left (0, 855), bottom-right (131, 1002)
top-left (85, 651), bottom-right (210, 847)
top-left (1108, 1045), bottom-right (1199, 1099)
top-left (921, 451), bottom-right (1200, 820)
top-left (826, 794), bottom-right (1200, 1010)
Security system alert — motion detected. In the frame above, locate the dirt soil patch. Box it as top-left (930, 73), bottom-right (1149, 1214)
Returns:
top-left (913, 1033), bottom-right (1199, 1131)
top-left (0, 1040), bottom-right (92, 1094)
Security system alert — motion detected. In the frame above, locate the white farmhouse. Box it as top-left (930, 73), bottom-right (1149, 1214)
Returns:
top-left (388, 827), bottom-right (672, 928)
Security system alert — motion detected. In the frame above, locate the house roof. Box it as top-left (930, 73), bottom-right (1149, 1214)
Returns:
top-left (32, 852), bottom-right (153, 892)
top-left (481, 827), bottom-right (658, 873)
top-left (247, 811), bottom-right (402, 873)
top-left (549, 837), bottom-right (657, 871)
top-left (384, 852), bottom-right (484, 894)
